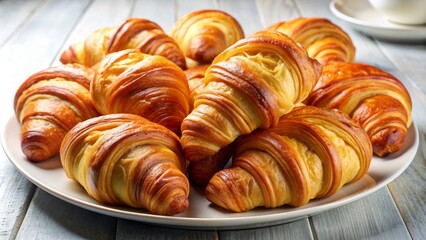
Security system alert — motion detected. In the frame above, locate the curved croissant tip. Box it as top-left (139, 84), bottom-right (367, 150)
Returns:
top-left (59, 47), bottom-right (76, 64)
top-left (164, 194), bottom-right (189, 216)
top-left (21, 131), bottom-right (61, 162)
top-left (22, 145), bottom-right (53, 162)
top-left (371, 127), bottom-right (406, 157)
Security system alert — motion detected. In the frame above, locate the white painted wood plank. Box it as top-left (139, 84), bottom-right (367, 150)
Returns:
top-left (52, 0), bottom-right (134, 66)
top-left (116, 220), bottom-right (217, 240)
top-left (17, 189), bottom-right (117, 239)
top-left (255, 0), bottom-right (299, 28)
top-left (217, 0), bottom-right (263, 36)
top-left (131, 0), bottom-right (176, 32)
top-left (0, 0), bottom-right (91, 122)
top-left (0, 0), bottom-right (44, 46)
top-left (311, 188), bottom-right (410, 240)
top-left (175, 0), bottom-right (217, 20)
top-left (0, 0), bottom-right (91, 239)
top-left (0, 165), bottom-right (36, 239)
top-left (219, 219), bottom-right (313, 240)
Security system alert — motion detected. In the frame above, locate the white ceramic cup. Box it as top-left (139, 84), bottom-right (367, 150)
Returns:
top-left (368, 0), bottom-right (426, 25)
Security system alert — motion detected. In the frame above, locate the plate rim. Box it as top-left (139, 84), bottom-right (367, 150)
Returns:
top-left (1, 115), bottom-right (419, 230)
top-left (329, 0), bottom-right (426, 41)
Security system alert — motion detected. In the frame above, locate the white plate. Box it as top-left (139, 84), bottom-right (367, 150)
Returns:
top-left (330, 0), bottom-right (426, 42)
top-left (1, 116), bottom-right (419, 230)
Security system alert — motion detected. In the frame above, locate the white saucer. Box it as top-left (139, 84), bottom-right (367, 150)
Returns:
top-left (330, 0), bottom-right (426, 42)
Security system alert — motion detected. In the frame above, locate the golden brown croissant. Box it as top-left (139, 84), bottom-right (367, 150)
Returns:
top-left (267, 17), bottom-right (355, 65)
top-left (183, 64), bottom-right (234, 186)
top-left (170, 10), bottom-right (244, 68)
top-left (205, 106), bottom-right (372, 212)
top-left (181, 30), bottom-right (322, 163)
top-left (14, 64), bottom-right (99, 162)
top-left (60, 18), bottom-right (186, 69)
top-left (188, 142), bottom-right (235, 186)
top-left (305, 62), bottom-right (412, 157)
top-left (90, 49), bottom-right (190, 135)
top-left (60, 114), bottom-right (189, 216)
top-left (183, 64), bottom-right (209, 110)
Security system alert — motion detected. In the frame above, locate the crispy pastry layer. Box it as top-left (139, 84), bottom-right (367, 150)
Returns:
top-left (14, 64), bottom-right (99, 162)
top-left (268, 17), bottom-right (355, 65)
top-left (91, 49), bottom-right (190, 135)
top-left (60, 114), bottom-right (189, 215)
top-left (205, 106), bottom-right (372, 212)
top-left (181, 30), bottom-right (322, 162)
top-left (60, 18), bottom-right (186, 69)
top-left (170, 10), bottom-right (244, 68)
top-left (305, 62), bottom-right (412, 157)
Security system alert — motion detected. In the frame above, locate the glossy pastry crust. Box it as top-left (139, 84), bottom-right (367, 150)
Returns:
top-left (181, 30), bottom-right (322, 162)
top-left (184, 64), bottom-right (209, 110)
top-left (60, 114), bottom-right (189, 215)
top-left (305, 62), bottom-right (412, 157)
top-left (268, 17), bottom-right (355, 65)
top-left (91, 49), bottom-right (190, 135)
top-left (60, 18), bottom-right (186, 69)
top-left (14, 64), bottom-right (99, 162)
top-left (205, 106), bottom-right (372, 212)
top-left (170, 9), bottom-right (244, 68)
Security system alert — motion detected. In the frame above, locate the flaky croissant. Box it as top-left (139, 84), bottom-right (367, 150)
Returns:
top-left (305, 62), bottom-right (412, 157)
top-left (205, 106), bottom-right (372, 212)
top-left (91, 49), bottom-right (190, 135)
top-left (60, 114), bottom-right (189, 216)
top-left (14, 64), bottom-right (99, 162)
top-left (170, 10), bottom-right (244, 68)
top-left (267, 17), bottom-right (355, 65)
top-left (60, 18), bottom-right (186, 69)
top-left (181, 30), bottom-right (322, 163)
top-left (183, 64), bottom-right (209, 110)
top-left (183, 64), bottom-right (234, 186)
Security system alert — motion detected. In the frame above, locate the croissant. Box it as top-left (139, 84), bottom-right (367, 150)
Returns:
top-left (60, 114), bottom-right (189, 216)
top-left (305, 62), bottom-right (412, 157)
top-left (184, 64), bottom-right (209, 110)
top-left (205, 106), bottom-right (372, 212)
top-left (181, 30), bottom-right (322, 163)
top-left (267, 17), bottom-right (355, 65)
top-left (188, 142), bottom-right (235, 186)
top-left (14, 64), bottom-right (99, 162)
top-left (170, 10), bottom-right (244, 68)
top-left (91, 49), bottom-right (190, 135)
top-left (60, 18), bottom-right (186, 69)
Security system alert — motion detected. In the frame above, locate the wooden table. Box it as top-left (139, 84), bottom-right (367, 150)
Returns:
top-left (1, 0), bottom-right (425, 239)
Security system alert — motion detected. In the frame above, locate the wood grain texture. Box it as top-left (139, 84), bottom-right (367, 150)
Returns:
top-left (17, 189), bottom-right (117, 239)
top-left (116, 220), bottom-right (218, 240)
top-left (217, 0), bottom-right (262, 36)
top-left (255, 0), bottom-right (299, 28)
top-left (0, 0), bottom-right (44, 46)
top-left (311, 188), bottom-right (410, 240)
top-left (219, 219), bottom-right (313, 240)
top-left (131, 0), bottom-right (176, 32)
top-left (0, 165), bottom-right (36, 239)
top-left (175, 0), bottom-right (217, 27)
top-left (0, 0), bottom-right (90, 239)
top-left (0, 0), bottom-right (91, 121)
top-left (53, 0), bottom-right (133, 65)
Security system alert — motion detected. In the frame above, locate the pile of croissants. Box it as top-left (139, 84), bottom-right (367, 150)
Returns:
top-left (13, 10), bottom-right (412, 216)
